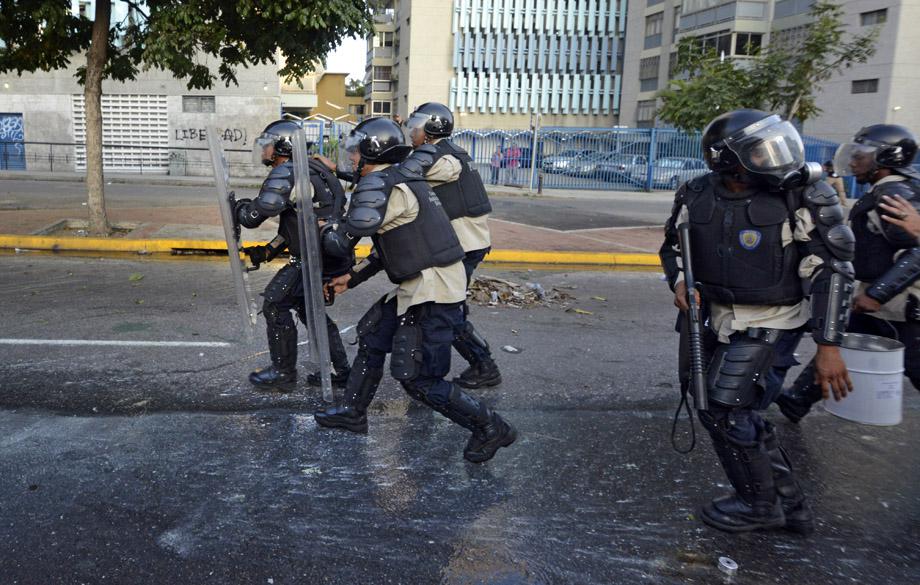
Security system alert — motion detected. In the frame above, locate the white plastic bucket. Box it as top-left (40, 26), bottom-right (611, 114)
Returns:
top-left (824, 333), bottom-right (904, 426)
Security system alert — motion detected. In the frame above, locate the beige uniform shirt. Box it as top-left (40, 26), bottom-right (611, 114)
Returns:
top-left (370, 164), bottom-right (467, 316)
top-left (675, 201), bottom-right (821, 343)
top-left (425, 139), bottom-right (492, 253)
top-left (853, 174), bottom-right (920, 322)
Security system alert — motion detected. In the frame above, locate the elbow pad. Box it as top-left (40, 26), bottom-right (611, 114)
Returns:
top-left (321, 224), bottom-right (359, 259)
top-left (866, 247), bottom-right (920, 304)
top-left (810, 260), bottom-right (855, 345)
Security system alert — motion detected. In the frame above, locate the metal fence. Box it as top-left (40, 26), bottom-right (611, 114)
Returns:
top-left (453, 127), bottom-right (850, 192)
top-left (2, 125), bottom-right (916, 194)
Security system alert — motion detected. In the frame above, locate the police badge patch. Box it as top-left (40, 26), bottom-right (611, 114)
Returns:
top-left (739, 229), bottom-right (762, 250)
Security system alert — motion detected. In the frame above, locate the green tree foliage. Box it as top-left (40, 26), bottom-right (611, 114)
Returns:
top-left (657, 1), bottom-right (878, 133)
top-left (0, 0), bottom-right (372, 234)
top-left (345, 77), bottom-right (365, 97)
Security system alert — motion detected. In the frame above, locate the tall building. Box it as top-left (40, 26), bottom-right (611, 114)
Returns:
top-left (364, 0), bottom-right (626, 129)
top-left (619, 0), bottom-right (920, 142)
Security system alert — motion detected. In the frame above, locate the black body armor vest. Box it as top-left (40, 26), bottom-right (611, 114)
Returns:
top-left (850, 179), bottom-right (920, 281)
top-left (430, 140), bottom-right (493, 220)
top-left (371, 167), bottom-right (465, 283)
top-left (686, 174), bottom-right (803, 306)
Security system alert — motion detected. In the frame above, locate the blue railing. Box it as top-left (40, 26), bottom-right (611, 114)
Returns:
top-left (452, 126), bottom-right (875, 193)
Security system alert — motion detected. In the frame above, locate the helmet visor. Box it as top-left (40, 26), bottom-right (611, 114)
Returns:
top-left (833, 142), bottom-right (878, 178)
top-left (252, 131), bottom-right (279, 166)
top-left (725, 119), bottom-right (804, 176)
top-left (403, 112), bottom-right (429, 146)
top-left (337, 131), bottom-right (366, 174)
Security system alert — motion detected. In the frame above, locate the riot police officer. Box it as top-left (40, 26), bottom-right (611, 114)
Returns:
top-left (233, 120), bottom-right (352, 392)
top-left (400, 102), bottom-right (502, 389)
top-left (313, 117), bottom-right (516, 463)
top-left (778, 124), bottom-right (920, 422)
top-left (660, 109), bottom-right (854, 534)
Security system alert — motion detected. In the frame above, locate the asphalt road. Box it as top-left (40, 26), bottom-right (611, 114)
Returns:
top-left (0, 178), bottom-right (674, 232)
top-left (1, 255), bottom-right (918, 584)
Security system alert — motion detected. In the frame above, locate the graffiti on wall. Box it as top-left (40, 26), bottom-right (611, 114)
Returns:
top-left (0, 113), bottom-right (26, 170)
top-left (174, 127), bottom-right (247, 144)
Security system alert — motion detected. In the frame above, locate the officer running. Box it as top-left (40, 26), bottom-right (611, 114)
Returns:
top-left (778, 124), bottom-right (920, 422)
top-left (660, 109), bottom-right (854, 534)
top-left (234, 120), bottom-right (353, 392)
top-left (400, 102), bottom-right (502, 390)
top-left (312, 117), bottom-right (517, 463)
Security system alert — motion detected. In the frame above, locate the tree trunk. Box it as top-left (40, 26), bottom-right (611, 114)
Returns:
top-left (84, 0), bottom-right (111, 236)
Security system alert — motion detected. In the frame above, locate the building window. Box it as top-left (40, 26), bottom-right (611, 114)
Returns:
top-left (673, 6), bottom-right (681, 39)
top-left (648, 0), bottom-right (664, 6)
top-left (640, 78), bottom-right (659, 92)
top-left (373, 66), bottom-right (392, 80)
top-left (698, 29), bottom-right (732, 56)
top-left (348, 104), bottom-right (365, 116)
top-left (637, 99), bottom-right (657, 123)
top-left (734, 32), bottom-right (763, 55)
top-left (372, 101), bottom-right (392, 114)
top-left (772, 24), bottom-right (810, 50)
top-left (668, 52), bottom-right (680, 78)
top-left (851, 79), bottom-right (879, 94)
top-left (645, 13), bottom-right (664, 49)
top-left (182, 96), bottom-right (215, 113)
top-left (860, 9), bottom-right (887, 26)
top-left (375, 32), bottom-right (394, 47)
top-left (639, 56), bottom-right (660, 80)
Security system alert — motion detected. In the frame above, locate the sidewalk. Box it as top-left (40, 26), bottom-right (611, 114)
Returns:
top-left (0, 171), bottom-right (666, 267)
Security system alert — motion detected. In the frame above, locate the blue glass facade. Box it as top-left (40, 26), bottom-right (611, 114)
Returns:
top-left (449, 0), bottom-right (625, 116)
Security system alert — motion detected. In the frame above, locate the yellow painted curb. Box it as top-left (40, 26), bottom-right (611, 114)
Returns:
top-left (0, 235), bottom-right (660, 267)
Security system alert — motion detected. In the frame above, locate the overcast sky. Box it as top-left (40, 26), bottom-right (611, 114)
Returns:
top-left (325, 35), bottom-right (366, 82)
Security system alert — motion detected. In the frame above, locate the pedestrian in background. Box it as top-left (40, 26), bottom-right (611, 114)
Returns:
top-left (490, 148), bottom-right (502, 184)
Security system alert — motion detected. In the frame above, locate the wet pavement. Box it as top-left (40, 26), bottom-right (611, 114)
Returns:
top-left (1, 255), bottom-right (919, 584)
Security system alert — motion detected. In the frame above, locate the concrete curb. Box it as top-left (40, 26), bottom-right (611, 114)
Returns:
top-left (0, 235), bottom-right (661, 267)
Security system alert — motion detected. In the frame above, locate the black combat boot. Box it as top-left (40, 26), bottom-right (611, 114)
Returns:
top-left (453, 359), bottom-right (503, 389)
top-left (775, 364), bottom-right (822, 424)
top-left (249, 324), bottom-right (298, 393)
top-left (432, 385), bottom-right (516, 463)
top-left (452, 323), bottom-right (502, 389)
top-left (763, 423), bottom-right (815, 535)
top-left (699, 421), bottom-right (785, 532)
top-left (314, 351), bottom-right (383, 434)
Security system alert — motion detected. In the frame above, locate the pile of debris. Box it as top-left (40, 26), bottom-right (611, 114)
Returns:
top-left (468, 275), bottom-right (575, 308)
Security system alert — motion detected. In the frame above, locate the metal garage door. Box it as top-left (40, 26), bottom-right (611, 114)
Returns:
top-left (73, 94), bottom-right (169, 173)
top-left (0, 113), bottom-right (26, 170)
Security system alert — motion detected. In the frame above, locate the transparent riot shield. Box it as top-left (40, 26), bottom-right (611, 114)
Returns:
top-left (207, 127), bottom-right (259, 340)
top-left (291, 128), bottom-right (334, 402)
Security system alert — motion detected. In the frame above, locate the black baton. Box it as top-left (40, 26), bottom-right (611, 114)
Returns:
top-left (677, 222), bottom-right (708, 412)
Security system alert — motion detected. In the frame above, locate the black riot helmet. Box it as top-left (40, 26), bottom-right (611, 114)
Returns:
top-left (405, 102), bottom-right (454, 143)
top-left (253, 119), bottom-right (301, 166)
top-left (702, 109), bottom-right (807, 188)
top-left (833, 124), bottom-right (920, 182)
top-left (338, 117), bottom-right (413, 176)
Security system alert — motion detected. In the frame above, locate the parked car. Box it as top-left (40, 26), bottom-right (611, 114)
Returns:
top-left (627, 157), bottom-right (709, 189)
top-left (596, 154), bottom-right (649, 183)
top-left (541, 149), bottom-right (590, 174)
top-left (566, 151), bottom-right (621, 177)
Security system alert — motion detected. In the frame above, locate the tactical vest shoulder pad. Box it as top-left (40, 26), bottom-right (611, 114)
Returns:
top-left (256, 164), bottom-right (294, 216)
top-left (874, 178), bottom-right (920, 202)
top-left (803, 181), bottom-right (840, 207)
top-left (354, 173), bottom-right (388, 193)
top-left (401, 144), bottom-right (438, 177)
top-left (686, 174), bottom-right (711, 193)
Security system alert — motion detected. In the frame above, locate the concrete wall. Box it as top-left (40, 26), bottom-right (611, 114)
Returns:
top-left (0, 56), bottom-right (281, 176)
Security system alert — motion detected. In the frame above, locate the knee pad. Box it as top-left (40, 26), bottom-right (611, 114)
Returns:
top-left (391, 321), bottom-right (423, 382)
top-left (357, 297), bottom-right (387, 337)
top-left (707, 337), bottom-right (775, 408)
top-left (263, 300), bottom-right (295, 331)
